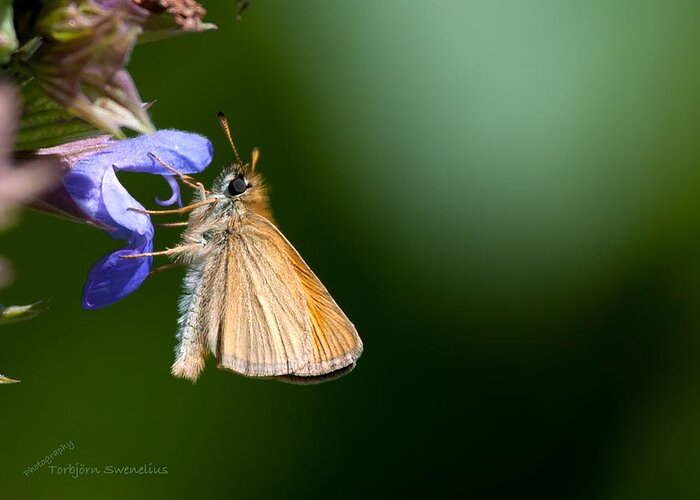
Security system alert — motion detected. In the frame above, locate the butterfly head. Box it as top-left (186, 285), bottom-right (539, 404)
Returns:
top-left (211, 157), bottom-right (270, 221)
top-left (213, 145), bottom-right (260, 197)
top-left (214, 163), bottom-right (253, 198)
top-left (214, 113), bottom-right (270, 217)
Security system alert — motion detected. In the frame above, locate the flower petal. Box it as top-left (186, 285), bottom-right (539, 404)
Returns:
top-left (100, 167), bottom-right (153, 241)
top-left (155, 175), bottom-right (182, 207)
top-left (62, 169), bottom-right (112, 229)
top-left (64, 156), bottom-right (153, 241)
top-left (68, 163), bottom-right (154, 309)
top-left (87, 130), bottom-right (213, 176)
top-left (82, 238), bottom-right (153, 309)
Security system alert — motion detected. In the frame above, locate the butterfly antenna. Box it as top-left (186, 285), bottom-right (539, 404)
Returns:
top-left (251, 147), bottom-right (260, 173)
top-left (217, 112), bottom-right (243, 167)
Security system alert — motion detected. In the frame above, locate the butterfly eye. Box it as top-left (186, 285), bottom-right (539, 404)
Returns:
top-left (227, 177), bottom-right (248, 196)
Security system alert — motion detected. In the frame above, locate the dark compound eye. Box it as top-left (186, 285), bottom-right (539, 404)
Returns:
top-left (227, 177), bottom-right (248, 196)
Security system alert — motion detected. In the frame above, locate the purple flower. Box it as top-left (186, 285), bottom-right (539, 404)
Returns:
top-left (62, 130), bottom-right (213, 309)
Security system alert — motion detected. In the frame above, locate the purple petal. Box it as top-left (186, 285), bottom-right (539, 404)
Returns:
top-left (63, 169), bottom-right (112, 228)
top-left (100, 167), bottom-right (153, 240)
top-left (29, 184), bottom-right (115, 230)
top-left (155, 175), bottom-right (182, 207)
top-left (87, 130), bottom-right (213, 176)
top-left (64, 162), bottom-right (152, 242)
top-left (82, 238), bottom-right (153, 309)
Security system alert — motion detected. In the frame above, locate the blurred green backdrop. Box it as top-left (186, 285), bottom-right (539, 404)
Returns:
top-left (5, 0), bottom-right (700, 498)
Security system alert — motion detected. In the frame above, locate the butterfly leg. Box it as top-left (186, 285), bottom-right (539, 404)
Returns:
top-left (148, 263), bottom-right (184, 277)
top-left (127, 198), bottom-right (216, 216)
top-left (119, 243), bottom-right (203, 260)
top-left (153, 222), bottom-right (189, 228)
top-left (148, 152), bottom-right (208, 198)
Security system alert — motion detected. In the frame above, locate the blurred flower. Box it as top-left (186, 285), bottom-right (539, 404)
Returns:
top-left (27, 0), bottom-right (214, 138)
top-left (136, 0), bottom-right (216, 38)
top-left (0, 83), bottom-right (62, 385)
top-left (0, 87), bottom-right (60, 228)
top-left (56, 130), bottom-right (213, 309)
top-left (0, 83), bottom-right (61, 268)
top-left (136, 0), bottom-right (206, 28)
top-left (29, 0), bottom-right (154, 137)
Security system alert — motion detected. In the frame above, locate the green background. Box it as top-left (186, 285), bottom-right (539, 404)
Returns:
top-left (5, 0), bottom-right (700, 497)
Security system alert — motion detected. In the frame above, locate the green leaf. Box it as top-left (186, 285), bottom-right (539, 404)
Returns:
top-left (14, 75), bottom-right (103, 151)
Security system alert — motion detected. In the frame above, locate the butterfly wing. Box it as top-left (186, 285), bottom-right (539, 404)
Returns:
top-left (277, 221), bottom-right (364, 378)
top-left (217, 215), bottom-right (362, 380)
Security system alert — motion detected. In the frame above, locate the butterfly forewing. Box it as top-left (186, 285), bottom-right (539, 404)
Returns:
top-left (217, 215), bottom-right (362, 379)
top-left (275, 220), bottom-right (364, 376)
top-left (218, 217), bottom-right (310, 376)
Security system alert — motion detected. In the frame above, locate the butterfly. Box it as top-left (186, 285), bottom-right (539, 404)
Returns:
top-left (131, 114), bottom-right (363, 383)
